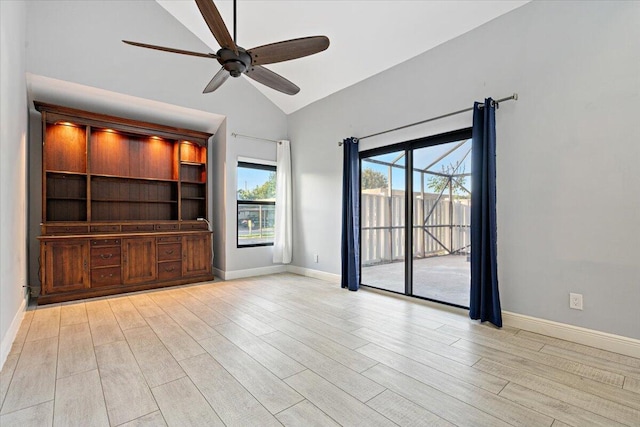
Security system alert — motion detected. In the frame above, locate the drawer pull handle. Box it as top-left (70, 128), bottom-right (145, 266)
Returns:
top-left (165, 267), bottom-right (175, 272)
top-left (165, 250), bottom-right (174, 255)
top-left (100, 273), bottom-right (114, 278)
top-left (100, 253), bottom-right (113, 259)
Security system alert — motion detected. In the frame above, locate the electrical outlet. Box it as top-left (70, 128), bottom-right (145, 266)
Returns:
top-left (569, 293), bottom-right (583, 310)
top-left (314, 254), bottom-right (319, 263)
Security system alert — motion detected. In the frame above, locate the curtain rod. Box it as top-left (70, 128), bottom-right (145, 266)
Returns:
top-left (232, 132), bottom-right (282, 144)
top-left (338, 93), bottom-right (518, 145)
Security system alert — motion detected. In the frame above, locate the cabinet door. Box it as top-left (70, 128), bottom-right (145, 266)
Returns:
top-left (43, 240), bottom-right (89, 294)
top-left (182, 234), bottom-right (211, 276)
top-left (122, 237), bottom-right (157, 284)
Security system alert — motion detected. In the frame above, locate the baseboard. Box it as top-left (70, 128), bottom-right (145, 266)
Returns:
top-left (286, 265), bottom-right (341, 284)
top-left (1, 297), bottom-right (27, 371)
top-left (503, 311), bottom-right (640, 359)
top-left (212, 267), bottom-right (225, 280)
top-left (220, 265), bottom-right (288, 281)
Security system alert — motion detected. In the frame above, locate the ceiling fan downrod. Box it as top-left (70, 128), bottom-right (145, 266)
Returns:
top-left (233, 0), bottom-right (237, 44)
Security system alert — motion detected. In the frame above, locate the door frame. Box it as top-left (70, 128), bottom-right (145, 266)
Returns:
top-left (359, 127), bottom-right (472, 308)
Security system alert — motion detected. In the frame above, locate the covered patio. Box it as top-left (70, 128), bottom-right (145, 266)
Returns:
top-left (362, 254), bottom-right (470, 307)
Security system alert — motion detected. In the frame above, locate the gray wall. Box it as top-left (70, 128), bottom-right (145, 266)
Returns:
top-left (288, 1), bottom-right (640, 339)
top-left (0, 0), bottom-right (28, 364)
top-left (25, 0), bottom-right (287, 279)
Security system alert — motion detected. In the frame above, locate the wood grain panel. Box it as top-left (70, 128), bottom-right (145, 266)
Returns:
top-left (45, 123), bottom-right (86, 173)
top-left (130, 136), bottom-right (174, 180)
top-left (123, 238), bottom-right (156, 284)
top-left (90, 129), bottom-right (129, 176)
top-left (43, 240), bottom-right (89, 294)
top-left (179, 142), bottom-right (206, 163)
top-left (182, 234), bottom-right (211, 276)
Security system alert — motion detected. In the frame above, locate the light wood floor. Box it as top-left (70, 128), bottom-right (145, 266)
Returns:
top-left (1, 273), bottom-right (638, 426)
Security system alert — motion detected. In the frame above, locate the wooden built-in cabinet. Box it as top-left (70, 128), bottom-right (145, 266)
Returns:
top-left (36, 102), bottom-right (215, 304)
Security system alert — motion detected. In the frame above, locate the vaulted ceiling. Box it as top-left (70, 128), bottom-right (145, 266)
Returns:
top-left (156, 0), bottom-right (528, 114)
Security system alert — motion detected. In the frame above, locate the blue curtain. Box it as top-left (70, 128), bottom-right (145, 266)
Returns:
top-left (470, 98), bottom-right (502, 327)
top-left (341, 137), bottom-right (360, 291)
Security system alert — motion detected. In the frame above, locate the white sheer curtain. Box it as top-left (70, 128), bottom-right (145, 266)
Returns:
top-left (273, 140), bottom-right (292, 263)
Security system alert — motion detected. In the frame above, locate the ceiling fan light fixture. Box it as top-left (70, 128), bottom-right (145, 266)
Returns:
top-left (217, 48), bottom-right (251, 77)
top-left (224, 60), bottom-right (246, 77)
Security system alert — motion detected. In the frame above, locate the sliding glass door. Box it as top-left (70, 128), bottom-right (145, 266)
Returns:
top-left (360, 150), bottom-right (406, 293)
top-left (360, 129), bottom-right (472, 308)
top-left (412, 140), bottom-right (472, 306)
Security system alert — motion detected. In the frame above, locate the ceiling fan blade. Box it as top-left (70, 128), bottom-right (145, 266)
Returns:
top-left (123, 40), bottom-right (217, 59)
top-left (245, 65), bottom-right (300, 95)
top-left (203, 67), bottom-right (230, 93)
top-left (248, 36), bottom-right (330, 65)
top-left (195, 0), bottom-right (238, 54)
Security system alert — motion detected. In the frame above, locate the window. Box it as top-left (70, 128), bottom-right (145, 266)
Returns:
top-left (237, 161), bottom-right (276, 247)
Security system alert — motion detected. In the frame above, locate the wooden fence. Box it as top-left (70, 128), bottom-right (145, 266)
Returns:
top-left (361, 192), bottom-right (470, 266)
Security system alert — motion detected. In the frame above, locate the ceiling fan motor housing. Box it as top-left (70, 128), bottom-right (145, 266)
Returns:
top-left (217, 48), bottom-right (251, 77)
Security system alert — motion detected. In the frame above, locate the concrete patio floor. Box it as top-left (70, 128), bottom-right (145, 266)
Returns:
top-left (361, 254), bottom-right (470, 307)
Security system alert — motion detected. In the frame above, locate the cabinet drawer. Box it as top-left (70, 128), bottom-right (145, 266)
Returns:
top-left (90, 225), bottom-right (120, 233)
top-left (47, 225), bottom-right (88, 235)
top-left (91, 238), bottom-right (120, 247)
top-left (91, 267), bottom-right (121, 287)
top-left (157, 236), bottom-right (181, 243)
top-left (157, 243), bottom-right (181, 261)
top-left (121, 224), bottom-right (155, 232)
top-left (181, 222), bottom-right (208, 230)
top-left (155, 223), bottom-right (178, 231)
top-left (158, 261), bottom-right (181, 280)
top-left (91, 246), bottom-right (121, 267)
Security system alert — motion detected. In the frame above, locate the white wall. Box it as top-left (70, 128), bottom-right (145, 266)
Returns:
top-left (25, 0), bottom-right (287, 279)
top-left (0, 0), bottom-right (28, 367)
top-left (288, 1), bottom-right (640, 339)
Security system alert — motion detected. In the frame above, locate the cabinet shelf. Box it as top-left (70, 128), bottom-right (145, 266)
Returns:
top-left (91, 173), bottom-right (178, 183)
top-left (181, 197), bottom-right (205, 201)
top-left (92, 199), bottom-right (177, 204)
top-left (180, 161), bottom-right (205, 166)
top-left (46, 170), bottom-right (87, 176)
top-left (48, 197), bottom-right (87, 201)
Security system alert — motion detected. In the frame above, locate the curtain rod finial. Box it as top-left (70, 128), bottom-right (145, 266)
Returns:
top-left (512, 93), bottom-right (518, 101)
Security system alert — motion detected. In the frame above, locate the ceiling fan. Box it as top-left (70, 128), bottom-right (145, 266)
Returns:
top-left (123, 0), bottom-right (329, 95)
